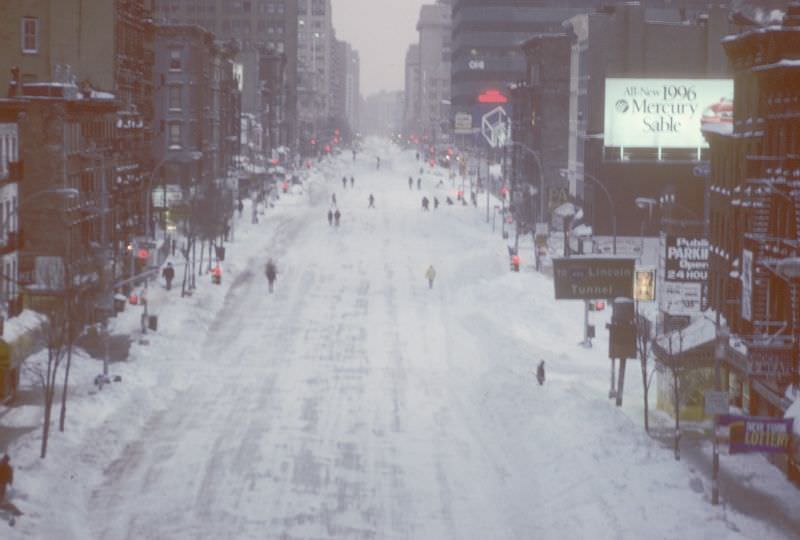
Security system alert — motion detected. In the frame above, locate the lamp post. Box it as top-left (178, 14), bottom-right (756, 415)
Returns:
top-left (561, 169), bottom-right (617, 255)
top-left (635, 197), bottom-right (657, 263)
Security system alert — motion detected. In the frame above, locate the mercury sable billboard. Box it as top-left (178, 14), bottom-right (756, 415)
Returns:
top-left (604, 78), bottom-right (733, 148)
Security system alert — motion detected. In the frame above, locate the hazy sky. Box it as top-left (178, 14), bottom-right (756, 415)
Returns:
top-left (332, 0), bottom-right (427, 97)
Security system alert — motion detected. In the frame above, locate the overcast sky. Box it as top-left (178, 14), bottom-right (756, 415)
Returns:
top-left (332, 0), bottom-right (427, 97)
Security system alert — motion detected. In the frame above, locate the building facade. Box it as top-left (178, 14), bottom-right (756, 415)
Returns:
top-left (0, 123), bottom-right (21, 318)
top-left (563, 2), bottom-right (732, 240)
top-left (153, 25), bottom-right (239, 229)
top-left (154, 0), bottom-right (298, 150)
top-left (417, 2), bottom-right (452, 144)
top-left (0, 0), bottom-right (157, 303)
top-left (705, 6), bottom-right (800, 470)
top-left (296, 0), bottom-right (332, 154)
top-left (514, 33), bottom-right (571, 229)
top-left (450, 0), bottom-right (596, 141)
top-left (404, 44), bottom-right (421, 137)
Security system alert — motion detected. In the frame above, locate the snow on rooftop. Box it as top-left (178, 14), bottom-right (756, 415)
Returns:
top-left (656, 314), bottom-right (717, 351)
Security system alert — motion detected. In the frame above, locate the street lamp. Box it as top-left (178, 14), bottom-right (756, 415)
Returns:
top-left (503, 140), bottom-right (545, 225)
top-left (635, 197), bottom-right (658, 262)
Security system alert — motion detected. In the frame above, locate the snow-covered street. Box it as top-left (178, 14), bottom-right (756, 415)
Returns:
top-left (3, 140), bottom-right (796, 539)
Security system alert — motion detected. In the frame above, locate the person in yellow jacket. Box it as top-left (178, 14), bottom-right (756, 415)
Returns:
top-left (425, 265), bottom-right (436, 289)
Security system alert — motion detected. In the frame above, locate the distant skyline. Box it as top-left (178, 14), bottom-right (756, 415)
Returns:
top-left (332, 0), bottom-right (427, 97)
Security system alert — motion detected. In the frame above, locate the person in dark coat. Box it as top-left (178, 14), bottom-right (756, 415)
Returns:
top-left (350, 176), bottom-right (355, 187)
top-left (446, 196), bottom-right (454, 205)
top-left (433, 197), bottom-right (439, 209)
top-left (342, 176), bottom-right (347, 189)
top-left (334, 208), bottom-right (341, 226)
top-left (0, 454), bottom-right (13, 503)
top-left (265, 259), bottom-right (277, 293)
top-left (162, 262), bottom-right (175, 290)
top-left (331, 193), bottom-right (337, 205)
top-left (327, 209), bottom-right (333, 226)
top-left (237, 199), bottom-right (244, 216)
top-left (409, 176), bottom-right (413, 190)
top-left (421, 197), bottom-right (429, 211)
top-left (368, 194), bottom-right (375, 208)
top-left (417, 178), bottom-right (422, 190)
top-left (536, 360), bottom-right (546, 386)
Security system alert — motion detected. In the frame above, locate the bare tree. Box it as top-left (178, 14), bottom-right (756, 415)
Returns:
top-left (666, 326), bottom-right (687, 461)
top-left (25, 259), bottom-right (71, 459)
top-left (636, 310), bottom-right (657, 433)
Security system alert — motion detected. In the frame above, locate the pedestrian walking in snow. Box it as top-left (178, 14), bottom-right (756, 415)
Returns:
top-left (368, 194), bottom-right (375, 208)
top-left (416, 151), bottom-right (420, 161)
top-left (342, 176), bottom-right (347, 189)
top-left (0, 454), bottom-right (13, 503)
top-left (446, 196), bottom-right (454, 205)
top-left (536, 361), bottom-right (546, 385)
top-left (350, 176), bottom-right (355, 187)
top-left (417, 178), bottom-right (422, 190)
top-left (471, 191), bottom-right (478, 207)
top-left (265, 259), bottom-right (277, 293)
top-left (425, 265), bottom-right (436, 289)
top-left (409, 176), bottom-right (413, 190)
top-left (352, 149), bottom-right (357, 161)
top-left (376, 156), bottom-right (381, 170)
top-left (327, 209), bottom-right (333, 226)
top-left (162, 262), bottom-right (175, 291)
top-left (422, 196), bottom-right (429, 211)
top-left (237, 199), bottom-right (244, 217)
top-left (331, 193), bottom-right (337, 205)
top-left (433, 197), bottom-right (439, 209)
top-left (334, 208), bottom-right (341, 227)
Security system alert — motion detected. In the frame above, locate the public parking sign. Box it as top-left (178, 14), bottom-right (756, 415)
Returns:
top-left (553, 257), bottom-right (635, 300)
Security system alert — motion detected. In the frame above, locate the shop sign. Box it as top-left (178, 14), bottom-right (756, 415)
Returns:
top-left (553, 257), bottom-right (635, 300)
top-left (454, 112), bottom-right (473, 134)
top-left (665, 236), bottom-right (708, 282)
top-left (660, 282), bottom-right (702, 315)
top-left (634, 268), bottom-right (656, 302)
top-left (747, 344), bottom-right (794, 382)
top-left (718, 415), bottom-right (793, 454)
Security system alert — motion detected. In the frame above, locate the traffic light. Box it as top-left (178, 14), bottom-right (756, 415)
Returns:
top-left (607, 298), bottom-right (636, 360)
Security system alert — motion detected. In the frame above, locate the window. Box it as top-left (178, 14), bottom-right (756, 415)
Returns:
top-left (168, 123), bottom-right (182, 147)
top-left (21, 17), bottom-right (39, 53)
top-left (168, 86), bottom-right (182, 110)
top-left (169, 48), bottom-right (182, 71)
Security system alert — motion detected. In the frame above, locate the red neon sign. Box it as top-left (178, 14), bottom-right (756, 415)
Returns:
top-left (477, 89), bottom-right (508, 104)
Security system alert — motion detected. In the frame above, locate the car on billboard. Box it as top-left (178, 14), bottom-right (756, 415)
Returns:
top-left (700, 98), bottom-right (733, 129)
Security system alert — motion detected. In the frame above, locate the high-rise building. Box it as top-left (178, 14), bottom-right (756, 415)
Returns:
top-left (403, 44), bottom-right (421, 137)
top-left (450, 0), bottom-right (597, 140)
top-left (154, 0), bottom-right (299, 150)
top-left (296, 0), bottom-right (333, 153)
top-left (416, 2), bottom-right (451, 144)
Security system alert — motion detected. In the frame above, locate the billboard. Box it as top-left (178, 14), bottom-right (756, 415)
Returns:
top-left (719, 415), bottom-right (794, 455)
top-left (604, 78), bottom-right (733, 148)
top-left (553, 257), bottom-right (635, 300)
top-left (664, 236), bottom-right (708, 283)
top-left (659, 234), bottom-right (708, 316)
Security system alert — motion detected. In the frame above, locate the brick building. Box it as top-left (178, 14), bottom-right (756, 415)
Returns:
top-left (705, 5), bottom-right (800, 447)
